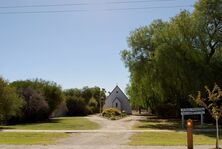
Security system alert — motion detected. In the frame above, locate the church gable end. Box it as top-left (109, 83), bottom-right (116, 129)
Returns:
top-left (103, 86), bottom-right (132, 114)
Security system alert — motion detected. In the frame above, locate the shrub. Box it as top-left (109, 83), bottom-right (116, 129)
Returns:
top-left (10, 79), bottom-right (64, 116)
top-left (17, 87), bottom-right (49, 122)
top-left (64, 87), bottom-right (106, 115)
top-left (155, 103), bottom-right (177, 118)
top-left (88, 97), bottom-right (98, 113)
top-left (102, 108), bottom-right (121, 119)
top-left (66, 96), bottom-right (90, 116)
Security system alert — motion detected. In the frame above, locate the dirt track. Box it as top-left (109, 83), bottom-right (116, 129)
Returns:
top-left (58, 115), bottom-right (142, 145)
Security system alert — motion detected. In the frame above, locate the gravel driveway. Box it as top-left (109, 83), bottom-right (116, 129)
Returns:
top-left (58, 115), bottom-right (142, 145)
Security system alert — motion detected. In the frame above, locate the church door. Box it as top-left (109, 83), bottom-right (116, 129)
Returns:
top-left (112, 98), bottom-right (121, 111)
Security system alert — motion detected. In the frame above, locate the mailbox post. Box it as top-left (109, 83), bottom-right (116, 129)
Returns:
top-left (187, 119), bottom-right (193, 149)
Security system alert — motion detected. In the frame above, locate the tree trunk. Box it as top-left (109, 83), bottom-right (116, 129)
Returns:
top-left (139, 107), bottom-right (141, 114)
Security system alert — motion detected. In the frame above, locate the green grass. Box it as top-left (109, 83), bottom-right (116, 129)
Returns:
top-left (0, 132), bottom-right (69, 144)
top-left (0, 117), bottom-right (100, 130)
top-left (131, 116), bottom-right (222, 146)
top-left (133, 116), bottom-right (221, 130)
top-left (129, 131), bottom-right (222, 146)
top-left (134, 118), bottom-right (180, 130)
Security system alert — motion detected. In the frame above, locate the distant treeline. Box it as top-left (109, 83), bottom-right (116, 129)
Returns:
top-left (0, 77), bottom-right (106, 124)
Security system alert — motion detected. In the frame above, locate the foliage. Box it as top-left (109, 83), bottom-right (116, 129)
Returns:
top-left (17, 87), bottom-right (49, 122)
top-left (121, 0), bottom-right (222, 116)
top-left (102, 108), bottom-right (124, 120)
top-left (154, 103), bottom-right (177, 118)
top-left (64, 87), bottom-right (106, 116)
top-left (10, 79), bottom-right (64, 117)
top-left (88, 97), bottom-right (98, 113)
top-left (66, 96), bottom-right (90, 116)
top-left (191, 83), bottom-right (222, 149)
top-left (0, 77), bottom-right (23, 124)
top-left (191, 84), bottom-right (222, 120)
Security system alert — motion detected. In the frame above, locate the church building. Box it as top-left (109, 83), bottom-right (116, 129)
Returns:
top-left (103, 86), bottom-right (132, 114)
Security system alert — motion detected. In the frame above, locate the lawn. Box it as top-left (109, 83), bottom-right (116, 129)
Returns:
top-left (130, 115), bottom-right (222, 146)
top-left (0, 117), bottom-right (100, 130)
top-left (133, 116), bottom-right (221, 130)
top-left (129, 131), bottom-right (222, 146)
top-left (0, 132), bottom-right (69, 144)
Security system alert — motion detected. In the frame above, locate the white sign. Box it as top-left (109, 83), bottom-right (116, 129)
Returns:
top-left (181, 108), bottom-right (205, 128)
top-left (181, 108), bottom-right (205, 115)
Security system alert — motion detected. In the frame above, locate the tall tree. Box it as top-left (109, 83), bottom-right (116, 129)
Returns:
top-left (193, 0), bottom-right (222, 63)
top-left (121, 0), bottom-right (222, 116)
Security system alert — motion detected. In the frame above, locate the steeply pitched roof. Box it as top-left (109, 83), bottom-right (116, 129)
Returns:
top-left (106, 85), bottom-right (128, 100)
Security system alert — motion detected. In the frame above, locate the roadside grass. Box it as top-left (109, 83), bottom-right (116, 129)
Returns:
top-left (133, 116), bottom-right (221, 130)
top-left (129, 131), bottom-right (222, 146)
top-left (0, 117), bottom-right (100, 130)
top-left (0, 132), bottom-right (69, 144)
top-left (130, 115), bottom-right (222, 146)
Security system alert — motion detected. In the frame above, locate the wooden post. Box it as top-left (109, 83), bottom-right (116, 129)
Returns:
top-left (187, 119), bottom-right (193, 149)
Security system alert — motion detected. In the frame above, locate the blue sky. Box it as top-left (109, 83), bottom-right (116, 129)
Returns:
top-left (0, 0), bottom-right (196, 92)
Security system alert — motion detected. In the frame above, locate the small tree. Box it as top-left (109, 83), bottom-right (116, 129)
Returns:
top-left (191, 84), bottom-right (222, 149)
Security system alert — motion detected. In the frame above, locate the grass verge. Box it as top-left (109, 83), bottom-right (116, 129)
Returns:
top-left (133, 116), bottom-right (221, 130)
top-left (0, 132), bottom-right (69, 144)
top-left (1, 117), bottom-right (100, 130)
top-left (129, 131), bottom-right (222, 146)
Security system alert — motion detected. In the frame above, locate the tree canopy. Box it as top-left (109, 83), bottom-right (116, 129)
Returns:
top-left (121, 0), bottom-right (222, 116)
top-left (10, 79), bottom-right (64, 118)
top-left (0, 77), bottom-right (23, 124)
top-left (64, 86), bottom-right (106, 115)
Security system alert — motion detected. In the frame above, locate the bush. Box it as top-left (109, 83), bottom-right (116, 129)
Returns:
top-left (64, 87), bottom-right (106, 115)
top-left (17, 87), bottom-right (49, 122)
top-left (88, 97), bottom-right (98, 113)
top-left (66, 96), bottom-right (90, 116)
top-left (10, 79), bottom-right (64, 116)
top-left (102, 108), bottom-right (121, 119)
top-left (155, 103), bottom-right (177, 118)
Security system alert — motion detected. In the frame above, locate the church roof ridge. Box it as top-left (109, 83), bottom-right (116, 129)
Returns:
top-left (106, 85), bottom-right (128, 100)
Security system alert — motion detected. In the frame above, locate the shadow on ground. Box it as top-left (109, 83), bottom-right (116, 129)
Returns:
top-left (0, 118), bottom-right (63, 129)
